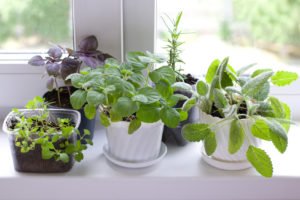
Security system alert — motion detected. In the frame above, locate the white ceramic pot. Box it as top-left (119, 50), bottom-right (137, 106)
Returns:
top-left (105, 120), bottom-right (164, 162)
top-left (199, 110), bottom-right (260, 170)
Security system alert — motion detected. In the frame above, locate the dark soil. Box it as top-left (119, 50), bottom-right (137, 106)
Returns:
top-left (43, 86), bottom-right (77, 108)
top-left (184, 73), bottom-right (198, 85)
top-left (210, 101), bottom-right (248, 119)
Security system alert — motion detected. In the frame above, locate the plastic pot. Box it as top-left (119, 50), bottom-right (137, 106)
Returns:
top-left (43, 88), bottom-right (96, 142)
top-left (162, 87), bottom-right (199, 146)
top-left (2, 109), bottom-right (81, 173)
top-left (199, 110), bottom-right (260, 170)
top-left (105, 121), bottom-right (164, 162)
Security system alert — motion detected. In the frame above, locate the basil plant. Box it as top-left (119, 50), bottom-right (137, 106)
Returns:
top-left (182, 57), bottom-right (298, 177)
top-left (67, 51), bottom-right (191, 134)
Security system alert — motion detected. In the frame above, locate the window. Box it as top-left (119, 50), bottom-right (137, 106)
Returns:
top-left (157, 0), bottom-right (300, 76)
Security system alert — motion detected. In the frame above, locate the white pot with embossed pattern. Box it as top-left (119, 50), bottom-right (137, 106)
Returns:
top-left (104, 120), bottom-right (165, 165)
top-left (199, 110), bottom-right (260, 170)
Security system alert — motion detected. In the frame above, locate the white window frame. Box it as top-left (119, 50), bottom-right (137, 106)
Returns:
top-left (0, 0), bottom-right (299, 120)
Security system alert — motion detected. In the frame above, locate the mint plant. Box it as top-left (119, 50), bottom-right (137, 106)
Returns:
top-left (67, 51), bottom-right (192, 133)
top-left (8, 96), bottom-right (92, 163)
top-left (182, 57), bottom-right (298, 177)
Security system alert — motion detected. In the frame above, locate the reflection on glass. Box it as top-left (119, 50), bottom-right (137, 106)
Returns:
top-left (0, 0), bottom-right (72, 52)
top-left (157, 0), bottom-right (300, 76)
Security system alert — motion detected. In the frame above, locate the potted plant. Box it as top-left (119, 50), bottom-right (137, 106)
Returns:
top-left (182, 57), bottom-right (298, 177)
top-left (67, 51), bottom-right (190, 167)
top-left (160, 12), bottom-right (198, 146)
top-left (2, 96), bottom-right (92, 173)
top-left (28, 35), bottom-right (112, 141)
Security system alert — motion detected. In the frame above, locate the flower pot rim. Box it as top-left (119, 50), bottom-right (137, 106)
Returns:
top-left (199, 109), bottom-right (253, 122)
top-left (108, 120), bottom-right (163, 128)
top-left (2, 108), bottom-right (81, 135)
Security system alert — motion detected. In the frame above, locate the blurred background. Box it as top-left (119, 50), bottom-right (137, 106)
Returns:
top-left (0, 0), bottom-right (300, 76)
top-left (0, 0), bottom-right (72, 53)
top-left (157, 0), bottom-right (300, 75)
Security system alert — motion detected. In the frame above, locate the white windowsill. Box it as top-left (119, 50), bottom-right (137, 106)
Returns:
top-left (0, 123), bottom-right (299, 200)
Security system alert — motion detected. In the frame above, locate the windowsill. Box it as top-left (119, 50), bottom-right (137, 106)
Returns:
top-left (0, 123), bottom-right (300, 199)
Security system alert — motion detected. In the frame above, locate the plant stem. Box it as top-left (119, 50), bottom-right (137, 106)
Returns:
top-left (54, 78), bottom-right (61, 107)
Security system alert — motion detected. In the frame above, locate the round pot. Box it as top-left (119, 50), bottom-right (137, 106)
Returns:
top-left (43, 87), bottom-right (96, 142)
top-left (2, 109), bottom-right (81, 173)
top-left (199, 110), bottom-right (260, 170)
top-left (106, 121), bottom-right (164, 162)
top-left (163, 83), bottom-right (199, 146)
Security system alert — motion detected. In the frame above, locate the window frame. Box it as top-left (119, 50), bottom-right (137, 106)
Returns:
top-left (0, 0), bottom-right (299, 120)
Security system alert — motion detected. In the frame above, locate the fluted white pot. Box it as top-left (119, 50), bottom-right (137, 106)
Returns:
top-left (105, 121), bottom-right (164, 162)
top-left (199, 110), bottom-right (260, 170)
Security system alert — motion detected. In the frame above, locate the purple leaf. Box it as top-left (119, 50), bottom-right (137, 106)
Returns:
top-left (48, 46), bottom-right (63, 59)
top-left (80, 56), bottom-right (98, 68)
top-left (46, 63), bottom-right (60, 76)
top-left (79, 35), bottom-right (98, 52)
top-left (28, 55), bottom-right (45, 66)
top-left (47, 77), bottom-right (54, 90)
top-left (61, 57), bottom-right (82, 80)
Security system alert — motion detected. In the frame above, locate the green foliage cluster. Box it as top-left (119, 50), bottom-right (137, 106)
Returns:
top-left (10, 96), bottom-right (92, 163)
top-left (0, 0), bottom-right (70, 44)
top-left (182, 57), bottom-right (298, 177)
top-left (68, 51), bottom-right (192, 134)
top-left (233, 0), bottom-right (300, 46)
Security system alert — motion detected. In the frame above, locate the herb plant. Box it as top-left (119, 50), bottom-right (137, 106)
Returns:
top-left (9, 96), bottom-right (92, 163)
top-left (162, 12), bottom-right (185, 81)
top-left (182, 57), bottom-right (298, 177)
top-left (67, 51), bottom-right (192, 134)
top-left (28, 35), bottom-right (111, 107)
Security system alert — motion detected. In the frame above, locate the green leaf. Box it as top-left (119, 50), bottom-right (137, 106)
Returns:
top-left (149, 66), bottom-right (176, 84)
top-left (160, 106), bottom-right (180, 128)
top-left (70, 89), bottom-right (87, 110)
top-left (229, 119), bottom-right (245, 154)
top-left (59, 153), bottom-right (70, 163)
top-left (171, 82), bottom-right (193, 93)
top-left (41, 148), bottom-right (55, 160)
top-left (138, 87), bottom-right (161, 104)
top-left (156, 79), bottom-right (173, 99)
top-left (110, 110), bottom-right (122, 122)
top-left (100, 112), bottom-right (110, 127)
top-left (177, 109), bottom-right (188, 121)
top-left (252, 82), bottom-right (270, 101)
top-left (205, 59), bottom-right (220, 84)
top-left (84, 104), bottom-right (96, 120)
top-left (242, 71), bottom-right (273, 98)
top-left (167, 94), bottom-right (188, 107)
top-left (74, 152), bottom-right (84, 162)
top-left (271, 71), bottom-right (298, 86)
top-left (128, 119), bottom-right (142, 134)
top-left (246, 145), bottom-right (273, 177)
top-left (213, 89), bottom-right (228, 109)
top-left (136, 104), bottom-right (160, 123)
top-left (236, 63), bottom-right (256, 76)
top-left (196, 80), bottom-right (208, 96)
top-left (182, 123), bottom-right (212, 142)
top-left (86, 91), bottom-right (105, 106)
top-left (265, 119), bottom-right (288, 153)
top-left (268, 96), bottom-right (285, 118)
top-left (129, 72), bottom-right (146, 87)
top-left (251, 68), bottom-right (272, 78)
top-left (132, 94), bottom-right (148, 103)
top-left (204, 131), bottom-right (217, 156)
top-left (112, 97), bottom-right (139, 117)
top-left (182, 97), bottom-right (197, 112)
top-left (67, 73), bottom-right (84, 88)
top-left (251, 119), bottom-right (271, 140)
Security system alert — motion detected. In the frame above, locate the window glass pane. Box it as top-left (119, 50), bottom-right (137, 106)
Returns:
top-left (157, 0), bottom-right (300, 76)
top-left (0, 0), bottom-right (72, 53)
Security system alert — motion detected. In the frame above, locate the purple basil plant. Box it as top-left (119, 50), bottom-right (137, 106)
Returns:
top-left (28, 35), bottom-right (112, 107)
